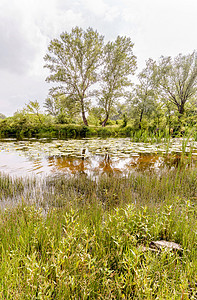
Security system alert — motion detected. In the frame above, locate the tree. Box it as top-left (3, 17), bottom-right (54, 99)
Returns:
top-left (0, 113), bottom-right (6, 119)
top-left (44, 27), bottom-right (104, 126)
top-left (155, 51), bottom-right (197, 122)
top-left (98, 36), bottom-right (137, 127)
top-left (88, 106), bottom-right (104, 125)
top-left (44, 96), bottom-right (61, 117)
top-left (129, 59), bottom-right (158, 129)
top-left (26, 100), bottom-right (43, 124)
top-left (44, 93), bottom-right (80, 122)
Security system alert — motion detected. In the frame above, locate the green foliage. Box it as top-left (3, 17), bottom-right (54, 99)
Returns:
top-left (119, 125), bottom-right (133, 136)
top-left (25, 100), bottom-right (43, 124)
top-left (55, 112), bottom-right (70, 124)
top-left (0, 113), bottom-right (6, 119)
top-left (99, 36), bottom-right (137, 126)
top-left (0, 168), bottom-right (196, 298)
top-left (87, 107), bottom-right (104, 126)
top-left (54, 124), bottom-right (95, 138)
top-left (26, 100), bottom-right (41, 114)
top-left (44, 26), bottom-right (104, 126)
top-left (121, 113), bottom-right (128, 127)
top-left (155, 52), bottom-right (197, 119)
top-left (128, 59), bottom-right (160, 130)
top-left (44, 96), bottom-right (61, 116)
top-left (2, 28), bottom-right (197, 135)
top-left (0, 111), bottom-right (53, 138)
top-left (0, 112), bottom-right (197, 140)
top-left (96, 126), bottom-right (118, 137)
top-left (44, 94), bottom-right (81, 125)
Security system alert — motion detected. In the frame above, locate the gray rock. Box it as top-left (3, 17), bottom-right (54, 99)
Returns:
top-left (149, 240), bottom-right (183, 252)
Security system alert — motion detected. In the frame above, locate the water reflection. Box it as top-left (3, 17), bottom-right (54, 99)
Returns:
top-left (43, 153), bottom-right (196, 177)
top-left (97, 153), bottom-right (118, 174)
top-left (48, 148), bottom-right (87, 175)
top-left (0, 139), bottom-right (197, 177)
top-left (127, 154), bottom-right (163, 171)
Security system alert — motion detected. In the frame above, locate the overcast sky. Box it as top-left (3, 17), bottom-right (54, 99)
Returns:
top-left (1, 0), bottom-right (197, 116)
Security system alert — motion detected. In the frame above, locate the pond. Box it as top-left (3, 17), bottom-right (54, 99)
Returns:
top-left (0, 137), bottom-right (197, 177)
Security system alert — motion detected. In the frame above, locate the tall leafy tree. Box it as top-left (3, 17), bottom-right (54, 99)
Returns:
top-left (98, 36), bottom-right (137, 127)
top-left (155, 51), bottom-right (197, 121)
top-left (44, 27), bottom-right (104, 126)
top-left (129, 59), bottom-right (158, 129)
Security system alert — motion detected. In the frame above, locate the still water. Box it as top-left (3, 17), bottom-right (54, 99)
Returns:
top-left (0, 138), bottom-right (197, 177)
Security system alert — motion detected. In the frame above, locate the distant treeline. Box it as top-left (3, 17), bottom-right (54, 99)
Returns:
top-left (1, 27), bottom-right (197, 138)
top-left (0, 111), bottom-right (197, 141)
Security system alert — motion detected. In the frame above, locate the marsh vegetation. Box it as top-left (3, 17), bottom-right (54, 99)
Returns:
top-left (0, 135), bottom-right (196, 298)
top-left (0, 166), bottom-right (196, 298)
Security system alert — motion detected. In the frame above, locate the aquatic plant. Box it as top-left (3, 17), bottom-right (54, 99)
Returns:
top-left (0, 174), bottom-right (196, 298)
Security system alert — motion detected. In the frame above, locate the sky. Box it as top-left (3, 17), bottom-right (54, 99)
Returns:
top-left (1, 0), bottom-right (197, 116)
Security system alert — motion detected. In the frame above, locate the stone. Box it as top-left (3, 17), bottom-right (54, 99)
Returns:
top-left (149, 240), bottom-right (183, 252)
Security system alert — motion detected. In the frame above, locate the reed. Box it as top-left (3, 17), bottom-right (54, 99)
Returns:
top-left (0, 168), bottom-right (196, 298)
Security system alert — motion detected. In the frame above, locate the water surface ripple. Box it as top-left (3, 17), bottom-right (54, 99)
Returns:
top-left (0, 138), bottom-right (196, 177)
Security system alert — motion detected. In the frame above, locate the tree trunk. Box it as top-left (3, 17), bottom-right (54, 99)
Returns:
top-left (178, 103), bottom-right (184, 119)
top-left (177, 103), bottom-right (185, 130)
top-left (37, 113), bottom-right (43, 124)
top-left (102, 114), bottom-right (109, 127)
top-left (174, 103), bottom-right (185, 135)
top-left (81, 101), bottom-right (88, 126)
top-left (168, 114), bottom-right (172, 135)
top-left (139, 109), bottom-right (144, 130)
top-left (82, 110), bottom-right (88, 126)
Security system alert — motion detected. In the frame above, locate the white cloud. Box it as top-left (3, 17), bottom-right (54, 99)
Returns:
top-left (0, 0), bottom-right (85, 115)
top-left (82, 0), bottom-right (120, 22)
top-left (0, 0), bottom-right (84, 75)
top-left (119, 0), bottom-right (197, 70)
top-left (1, 0), bottom-right (197, 115)
top-left (82, 0), bottom-right (108, 17)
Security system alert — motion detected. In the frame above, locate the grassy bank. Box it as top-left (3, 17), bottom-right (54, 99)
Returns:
top-left (1, 121), bottom-right (197, 141)
top-left (0, 169), bottom-right (196, 299)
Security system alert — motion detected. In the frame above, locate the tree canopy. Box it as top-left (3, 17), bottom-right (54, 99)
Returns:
top-left (41, 27), bottom-right (197, 132)
top-left (44, 26), bottom-right (104, 126)
top-left (0, 113), bottom-right (6, 119)
top-left (99, 36), bottom-right (137, 126)
top-left (129, 59), bottom-right (157, 129)
top-left (154, 51), bottom-right (197, 120)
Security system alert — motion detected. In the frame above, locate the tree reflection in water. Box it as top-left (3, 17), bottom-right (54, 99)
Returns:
top-left (47, 148), bottom-right (87, 174)
top-left (47, 152), bottom-right (160, 176)
top-left (1, 139), bottom-right (197, 177)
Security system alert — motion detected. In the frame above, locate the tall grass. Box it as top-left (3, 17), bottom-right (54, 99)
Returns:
top-left (0, 168), bottom-right (196, 298)
top-left (1, 167), bottom-right (197, 209)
